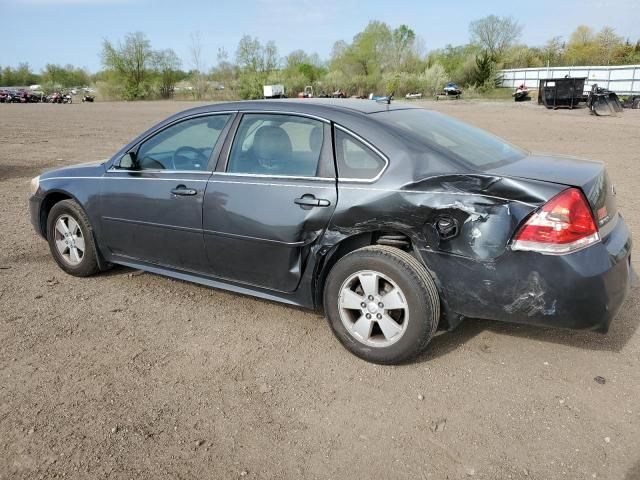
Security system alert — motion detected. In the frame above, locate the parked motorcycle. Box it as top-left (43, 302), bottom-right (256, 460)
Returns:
top-left (7, 91), bottom-right (25, 103)
top-left (82, 95), bottom-right (95, 103)
top-left (47, 92), bottom-right (62, 103)
top-left (20, 90), bottom-right (43, 103)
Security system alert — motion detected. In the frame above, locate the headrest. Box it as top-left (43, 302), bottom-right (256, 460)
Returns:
top-left (252, 126), bottom-right (292, 159)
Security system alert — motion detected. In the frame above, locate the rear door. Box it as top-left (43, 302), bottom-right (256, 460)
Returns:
top-left (99, 113), bottom-right (233, 271)
top-left (202, 112), bottom-right (337, 292)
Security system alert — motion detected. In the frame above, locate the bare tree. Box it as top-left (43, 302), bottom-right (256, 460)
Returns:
top-left (217, 46), bottom-right (229, 64)
top-left (263, 41), bottom-right (280, 73)
top-left (189, 31), bottom-right (207, 99)
top-left (212, 47), bottom-right (235, 85)
top-left (469, 15), bottom-right (522, 60)
top-left (542, 36), bottom-right (564, 65)
top-left (597, 26), bottom-right (622, 64)
top-left (236, 35), bottom-right (263, 73)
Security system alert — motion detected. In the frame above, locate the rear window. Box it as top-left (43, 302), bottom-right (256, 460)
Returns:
top-left (374, 109), bottom-right (526, 169)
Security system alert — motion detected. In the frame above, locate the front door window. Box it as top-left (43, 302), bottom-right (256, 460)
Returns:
top-left (136, 115), bottom-right (231, 171)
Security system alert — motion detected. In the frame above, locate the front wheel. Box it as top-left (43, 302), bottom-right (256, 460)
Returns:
top-left (46, 199), bottom-right (100, 277)
top-left (324, 245), bottom-right (440, 364)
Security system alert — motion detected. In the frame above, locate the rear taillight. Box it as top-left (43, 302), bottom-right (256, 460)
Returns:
top-left (512, 188), bottom-right (600, 254)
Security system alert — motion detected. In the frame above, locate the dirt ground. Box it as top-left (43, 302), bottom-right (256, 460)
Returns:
top-left (1, 100), bottom-right (639, 480)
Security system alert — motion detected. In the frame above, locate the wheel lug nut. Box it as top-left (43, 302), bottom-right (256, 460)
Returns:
top-left (365, 313), bottom-right (371, 319)
top-left (378, 302), bottom-right (384, 308)
top-left (368, 295), bottom-right (374, 301)
top-left (376, 313), bottom-right (382, 319)
top-left (361, 302), bottom-right (366, 308)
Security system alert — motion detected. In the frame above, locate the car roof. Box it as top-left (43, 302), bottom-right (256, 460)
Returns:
top-left (262, 98), bottom-right (421, 114)
top-left (181, 98), bottom-right (422, 119)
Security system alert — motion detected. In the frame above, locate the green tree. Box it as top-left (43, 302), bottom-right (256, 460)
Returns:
top-left (101, 31), bottom-right (154, 99)
top-left (153, 49), bottom-right (182, 98)
top-left (541, 36), bottom-right (565, 66)
top-left (41, 64), bottom-right (90, 89)
top-left (235, 35), bottom-right (280, 99)
top-left (420, 63), bottom-right (447, 95)
top-left (331, 21), bottom-right (392, 76)
top-left (503, 45), bottom-right (544, 68)
top-left (427, 44), bottom-right (481, 86)
top-left (389, 24), bottom-right (418, 71)
top-left (565, 25), bottom-right (598, 64)
top-left (472, 52), bottom-right (498, 89)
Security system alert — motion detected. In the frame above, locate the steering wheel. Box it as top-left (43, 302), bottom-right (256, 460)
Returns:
top-left (172, 146), bottom-right (209, 170)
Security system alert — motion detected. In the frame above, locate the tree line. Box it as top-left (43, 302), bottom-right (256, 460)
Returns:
top-left (2, 17), bottom-right (639, 100)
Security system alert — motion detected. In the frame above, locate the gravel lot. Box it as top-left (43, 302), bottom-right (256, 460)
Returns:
top-left (1, 100), bottom-right (639, 480)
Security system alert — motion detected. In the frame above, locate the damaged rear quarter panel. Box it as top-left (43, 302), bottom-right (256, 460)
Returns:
top-left (321, 172), bottom-right (567, 325)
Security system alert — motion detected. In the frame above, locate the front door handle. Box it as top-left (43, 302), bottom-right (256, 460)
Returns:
top-left (171, 185), bottom-right (197, 196)
top-left (294, 194), bottom-right (331, 209)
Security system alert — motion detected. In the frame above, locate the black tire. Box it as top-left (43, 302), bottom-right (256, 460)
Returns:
top-left (323, 245), bottom-right (440, 364)
top-left (46, 199), bottom-right (100, 277)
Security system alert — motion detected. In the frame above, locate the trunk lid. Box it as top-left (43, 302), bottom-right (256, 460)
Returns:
top-left (488, 154), bottom-right (618, 231)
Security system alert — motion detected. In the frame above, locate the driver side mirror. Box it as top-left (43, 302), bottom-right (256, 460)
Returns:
top-left (118, 152), bottom-right (137, 169)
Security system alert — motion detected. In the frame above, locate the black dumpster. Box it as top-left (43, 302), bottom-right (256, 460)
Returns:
top-left (538, 77), bottom-right (587, 109)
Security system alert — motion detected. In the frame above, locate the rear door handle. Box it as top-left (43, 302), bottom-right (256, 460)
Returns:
top-left (171, 185), bottom-right (197, 196)
top-left (294, 194), bottom-right (331, 209)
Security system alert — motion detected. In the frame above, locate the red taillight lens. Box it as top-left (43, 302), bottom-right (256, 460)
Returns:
top-left (512, 188), bottom-right (600, 254)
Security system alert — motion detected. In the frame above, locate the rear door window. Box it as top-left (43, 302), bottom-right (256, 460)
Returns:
top-left (227, 114), bottom-right (324, 177)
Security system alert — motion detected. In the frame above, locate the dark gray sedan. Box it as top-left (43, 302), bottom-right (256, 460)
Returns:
top-left (29, 99), bottom-right (633, 364)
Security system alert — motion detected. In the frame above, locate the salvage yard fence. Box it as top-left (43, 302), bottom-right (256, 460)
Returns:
top-left (498, 65), bottom-right (640, 95)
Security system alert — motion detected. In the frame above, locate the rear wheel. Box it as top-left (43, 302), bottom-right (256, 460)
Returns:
top-left (324, 245), bottom-right (440, 364)
top-left (46, 199), bottom-right (100, 277)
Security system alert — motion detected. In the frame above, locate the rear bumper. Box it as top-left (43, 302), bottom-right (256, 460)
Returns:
top-left (424, 214), bottom-right (633, 332)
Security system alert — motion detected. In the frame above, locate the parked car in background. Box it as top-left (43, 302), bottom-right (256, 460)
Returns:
top-left (28, 99), bottom-right (633, 364)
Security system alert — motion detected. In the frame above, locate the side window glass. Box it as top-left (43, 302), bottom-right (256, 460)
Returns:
top-left (136, 114), bottom-right (231, 171)
top-left (335, 130), bottom-right (386, 180)
top-left (227, 114), bottom-right (324, 177)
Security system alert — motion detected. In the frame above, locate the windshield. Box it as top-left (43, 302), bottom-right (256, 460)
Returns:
top-left (374, 109), bottom-right (527, 169)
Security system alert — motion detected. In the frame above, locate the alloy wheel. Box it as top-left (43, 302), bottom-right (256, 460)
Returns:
top-left (338, 270), bottom-right (409, 347)
top-left (53, 214), bottom-right (85, 266)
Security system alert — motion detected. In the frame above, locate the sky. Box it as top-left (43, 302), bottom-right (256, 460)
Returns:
top-left (1, 0), bottom-right (639, 72)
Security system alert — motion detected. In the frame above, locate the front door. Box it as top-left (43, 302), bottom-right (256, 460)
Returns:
top-left (202, 113), bottom-right (337, 292)
top-left (99, 114), bottom-right (233, 271)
